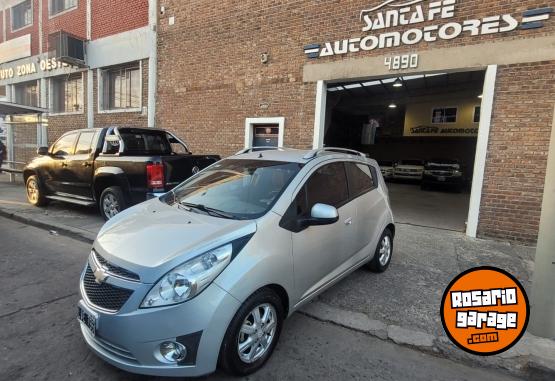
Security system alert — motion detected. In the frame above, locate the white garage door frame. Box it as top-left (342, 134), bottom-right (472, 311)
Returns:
top-left (311, 65), bottom-right (498, 238)
top-left (244, 117), bottom-right (285, 149)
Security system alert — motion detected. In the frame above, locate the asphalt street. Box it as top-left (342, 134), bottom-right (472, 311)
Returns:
top-left (0, 216), bottom-right (521, 381)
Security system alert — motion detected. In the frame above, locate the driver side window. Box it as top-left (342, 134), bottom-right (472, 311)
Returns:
top-left (280, 162), bottom-right (349, 231)
top-left (51, 133), bottom-right (78, 156)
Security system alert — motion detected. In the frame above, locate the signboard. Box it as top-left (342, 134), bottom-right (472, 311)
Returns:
top-left (0, 57), bottom-right (71, 80)
top-left (0, 34), bottom-right (31, 65)
top-left (304, 1), bottom-right (553, 59)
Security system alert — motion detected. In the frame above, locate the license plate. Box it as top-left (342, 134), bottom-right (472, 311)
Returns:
top-left (78, 305), bottom-right (97, 337)
top-left (438, 176), bottom-right (446, 182)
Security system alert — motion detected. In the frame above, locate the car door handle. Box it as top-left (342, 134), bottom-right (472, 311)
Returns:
top-left (82, 162), bottom-right (92, 167)
top-left (344, 217), bottom-right (353, 225)
top-left (61, 163), bottom-right (68, 168)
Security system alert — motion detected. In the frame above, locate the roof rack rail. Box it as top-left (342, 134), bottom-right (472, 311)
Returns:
top-left (302, 147), bottom-right (366, 160)
top-left (235, 146), bottom-right (289, 155)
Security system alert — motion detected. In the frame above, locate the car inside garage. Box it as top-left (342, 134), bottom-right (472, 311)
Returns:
top-left (323, 70), bottom-right (486, 231)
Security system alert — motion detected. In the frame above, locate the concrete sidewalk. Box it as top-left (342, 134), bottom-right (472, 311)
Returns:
top-left (0, 174), bottom-right (103, 242)
top-left (0, 173), bottom-right (553, 378)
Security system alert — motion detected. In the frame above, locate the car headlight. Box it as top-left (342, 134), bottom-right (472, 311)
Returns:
top-left (141, 243), bottom-right (234, 308)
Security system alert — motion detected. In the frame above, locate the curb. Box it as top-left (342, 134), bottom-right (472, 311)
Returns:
top-left (0, 208), bottom-right (95, 244)
top-left (301, 301), bottom-right (555, 379)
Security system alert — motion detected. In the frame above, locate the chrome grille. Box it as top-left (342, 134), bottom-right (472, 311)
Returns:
top-left (83, 265), bottom-right (133, 312)
top-left (93, 250), bottom-right (140, 281)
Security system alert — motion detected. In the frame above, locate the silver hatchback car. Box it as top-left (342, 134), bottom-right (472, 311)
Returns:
top-left (78, 147), bottom-right (395, 377)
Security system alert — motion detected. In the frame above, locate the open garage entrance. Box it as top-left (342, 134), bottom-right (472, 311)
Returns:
top-left (322, 70), bottom-right (486, 232)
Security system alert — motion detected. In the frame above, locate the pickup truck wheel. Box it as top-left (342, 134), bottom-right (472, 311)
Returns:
top-left (99, 186), bottom-right (126, 221)
top-left (26, 175), bottom-right (48, 206)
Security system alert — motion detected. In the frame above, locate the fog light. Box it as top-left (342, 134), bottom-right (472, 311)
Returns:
top-left (159, 341), bottom-right (187, 363)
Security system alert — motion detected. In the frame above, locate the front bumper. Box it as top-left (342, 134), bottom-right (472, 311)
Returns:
top-left (78, 281), bottom-right (241, 377)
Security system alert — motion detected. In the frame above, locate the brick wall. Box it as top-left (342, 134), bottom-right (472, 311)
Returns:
top-left (479, 61), bottom-right (555, 243)
top-left (156, 0), bottom-right (555, 243)
top-left (91, 0), bottom-right (148, 40)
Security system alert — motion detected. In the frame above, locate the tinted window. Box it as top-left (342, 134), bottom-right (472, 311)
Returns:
top-left (303, 162), bottom-right (349, 213)
top-left (51, 133), bottom-right (78, 156)
top-left (75, 132), bottom-right (95, 155)
top-left (346, 162), bottom-right (374, 198)
top-left (119, 130), bottom-right (172, 155)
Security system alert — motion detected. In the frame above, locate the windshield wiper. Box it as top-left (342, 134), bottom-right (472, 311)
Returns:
top-left (179, 202), bottom-right (236, 219)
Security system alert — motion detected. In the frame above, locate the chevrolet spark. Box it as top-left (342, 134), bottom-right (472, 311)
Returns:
top-left (78, 147), bottom-right (395, 377)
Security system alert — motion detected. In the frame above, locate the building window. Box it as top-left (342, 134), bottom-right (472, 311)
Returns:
top-left (14, 81), bottom-right (39, 107)
top-left (473, 106), bottom-right (481, 123)
top-left (431, 107), bottom-right (457, 124)
top-left (52, 74), bottom-right (83, 113)
top-left (11, 0), bottom-right (32, 31)
top-left (101, 63), bottom-right (141, 111)
top-left (50, 0), bottom-right (77, 16)
top-left (0, 86), bottom-right (6, 98)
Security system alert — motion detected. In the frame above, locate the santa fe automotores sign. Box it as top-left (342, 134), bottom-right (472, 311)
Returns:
top-left (303, 0), bottom-right (553, 59)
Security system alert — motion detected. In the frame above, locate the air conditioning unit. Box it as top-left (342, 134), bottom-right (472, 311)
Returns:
top-left (48, 31), bottom-right (86, 67)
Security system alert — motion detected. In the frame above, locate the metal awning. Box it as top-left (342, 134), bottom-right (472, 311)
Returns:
top-left (0, 101), bottom-right (47, 115)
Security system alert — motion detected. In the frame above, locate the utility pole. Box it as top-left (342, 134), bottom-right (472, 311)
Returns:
top-left (529, 107), bottom-right (555, 339)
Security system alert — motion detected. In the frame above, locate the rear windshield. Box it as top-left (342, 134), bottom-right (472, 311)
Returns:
top-left (119, 130), bottom-right (172, 155)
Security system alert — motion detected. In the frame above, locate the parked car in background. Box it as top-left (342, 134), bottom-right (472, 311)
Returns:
top-left (393, 159), bottom-right (424, 181)
top-left (24, 126), bottom-right (220, 220)
top-left (77, 147), bottom-right (395, 377)
top-left (378, 160), bottom-right (395, 180)
top-left (421, 158), bottom-right (464, 192)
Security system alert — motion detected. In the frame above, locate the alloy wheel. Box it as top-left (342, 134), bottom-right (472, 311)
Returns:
top-left (378, 235), bottom-right (392, 266)
top-left (27, 179), bottom-right (38, 203)
top-left (237, 303), bottom-right (277, 364)
top-left (102, 193), bottom-right (120, 219)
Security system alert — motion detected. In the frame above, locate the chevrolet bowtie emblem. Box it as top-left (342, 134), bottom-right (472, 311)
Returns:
top-left (93, 267), bottom-right (109, 284)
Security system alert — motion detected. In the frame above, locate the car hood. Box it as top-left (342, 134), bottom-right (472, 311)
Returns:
top-left (94, 199), bottom-right (257, 283)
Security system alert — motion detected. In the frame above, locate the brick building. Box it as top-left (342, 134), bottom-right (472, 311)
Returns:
top-left (0, 0), bottom-right (155, 164)
top-left (155, 0), bottom-right (555, 244)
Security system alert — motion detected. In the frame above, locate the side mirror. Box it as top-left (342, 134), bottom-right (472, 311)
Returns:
top-left (37, 146), bottom-right (49, 156)
top-left (300, 203), bottom-right (339, 228)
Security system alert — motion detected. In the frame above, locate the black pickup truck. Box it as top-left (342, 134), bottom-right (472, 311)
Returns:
top-left (23, 126), bottom-right (220, 220)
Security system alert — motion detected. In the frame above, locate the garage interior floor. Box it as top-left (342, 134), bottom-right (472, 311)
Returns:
top-left (387, 182), bottom-right (470, 232)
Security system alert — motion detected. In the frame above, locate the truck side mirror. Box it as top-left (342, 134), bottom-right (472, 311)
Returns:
top-left (37, 147), bottom-right (49, 156)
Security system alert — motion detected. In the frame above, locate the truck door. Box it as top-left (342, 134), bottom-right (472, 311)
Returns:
top-left (64, 130), bottom-right (97, 199)
top-left (47, 132), bottom-right (79, 194)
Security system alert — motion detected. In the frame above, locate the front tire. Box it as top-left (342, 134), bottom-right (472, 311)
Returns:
top-left (219, 288), bottom-right (284, 376)
top-left (26, 175), bottom-right (48, 206)
top-left (99, 186), bottom-right (126, 221)
top-left (368, 228), bottom-right (393, 273)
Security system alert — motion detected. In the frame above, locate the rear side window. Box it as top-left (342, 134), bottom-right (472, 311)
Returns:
top-left (297, 162), bottom-right (349, 217)
top-left (75, 131), bottom-right (95, 155)
top-left (345, 162), bottom-right (375, 199)
top-left (51, 133), bottom-right (78, 156)
top-left (119, 130), bottom-right (172, 155)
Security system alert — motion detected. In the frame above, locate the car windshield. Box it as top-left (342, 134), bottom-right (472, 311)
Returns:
top-left (163, 159), bottom-right (303, 220)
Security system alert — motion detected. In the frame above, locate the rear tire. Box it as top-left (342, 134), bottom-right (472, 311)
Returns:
top-left (219, 288), bottom-right (284, 376)
top-left (26, 175), bottom-right (48, 206)
top-left (368, 228), bottom-right (393, 273)
top-left (99, 186), bottom-right (126, 221)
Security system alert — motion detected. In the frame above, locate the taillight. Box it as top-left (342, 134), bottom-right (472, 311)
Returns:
top-left (147, 163), bottom-right (165, 189)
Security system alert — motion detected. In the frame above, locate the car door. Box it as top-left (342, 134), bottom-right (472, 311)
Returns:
top-left (287, 161), bottom-right (358, 302)
top-left (64, 130), bottom-right (97, 199)
top-left (47, 132), bottom-right (79, 194)
top-left (345, 161), bottom-right (383, 263)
